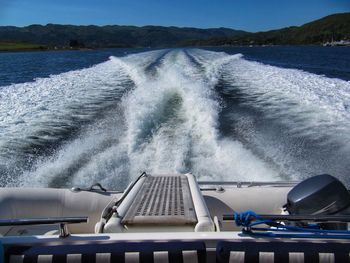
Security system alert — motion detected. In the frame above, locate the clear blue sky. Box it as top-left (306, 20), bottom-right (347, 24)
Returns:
top-left (0, 0), bottom-right (349, 32)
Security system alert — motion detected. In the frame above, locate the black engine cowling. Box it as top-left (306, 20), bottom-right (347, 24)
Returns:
top-left (285, 174), bottom-right (350, 229)
top-left (286, 174), bottom-right (350, 215)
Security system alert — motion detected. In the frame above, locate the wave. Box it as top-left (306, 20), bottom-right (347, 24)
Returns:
top-left (190, 49), bottom-right (350, 182)
top-left (1, 49), bottom-right (349, 188)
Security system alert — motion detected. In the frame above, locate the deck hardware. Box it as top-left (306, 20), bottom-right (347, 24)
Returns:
top-left (59, 223), bottom-right (70, 238)
top-left (71, 183), bottom-right (107, 193)
top-left (0, 217), bottom-right (88, 238)
top-left (71, 187), bottom-right (81, 192)
top-left (216, 186), bottom-right (225, 192)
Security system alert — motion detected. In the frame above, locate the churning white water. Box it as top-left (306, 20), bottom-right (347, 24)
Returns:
top-left (1, 49), bottom-right (349, 188)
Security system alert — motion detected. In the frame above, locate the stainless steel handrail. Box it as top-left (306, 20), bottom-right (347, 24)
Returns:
top-left (0, 216), bottom-right (88, 238)
top-left (198, 181), bottom-right (299, 187)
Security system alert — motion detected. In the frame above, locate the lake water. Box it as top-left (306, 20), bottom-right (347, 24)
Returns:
top-left (0, 46), bottom-right (349, 189)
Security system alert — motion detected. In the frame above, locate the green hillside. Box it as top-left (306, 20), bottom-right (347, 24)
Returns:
top-left (0, 24), bottom-right (246, 49)
top-left (0, 42), bottom-right (46, 51)
top-left (190, 13), bottom-right (350, 46)
top-left (0, 13), bottom-right (348, 50)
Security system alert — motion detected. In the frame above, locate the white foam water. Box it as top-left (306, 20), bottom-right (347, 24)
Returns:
top-left (190, 50), bottom-right (350, 181)
top-left (1, 49), bottom-right (350, 188)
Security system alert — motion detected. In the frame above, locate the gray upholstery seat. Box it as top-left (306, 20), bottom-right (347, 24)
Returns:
top-left (0, 240), bottom-right (4, 263)
top-left (5, 240), bottom-right (206, 263)
top-left (216, 240), bottom-right (350, 263)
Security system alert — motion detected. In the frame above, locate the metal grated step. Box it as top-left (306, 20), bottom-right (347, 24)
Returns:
top-left (122, 175), bottom-right (197, 225)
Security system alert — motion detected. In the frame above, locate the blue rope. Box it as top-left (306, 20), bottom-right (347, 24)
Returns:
top-left (234, 210), bottom-right (260, 227)
top-left (233, 211), bottom-right (350, 239)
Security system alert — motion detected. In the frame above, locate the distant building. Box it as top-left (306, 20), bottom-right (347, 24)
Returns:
top-left (323, 39), bottom-right (350, 46)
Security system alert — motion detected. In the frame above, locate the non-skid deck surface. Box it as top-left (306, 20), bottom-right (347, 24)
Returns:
top-left (122, 175), bottom-right (197, 225)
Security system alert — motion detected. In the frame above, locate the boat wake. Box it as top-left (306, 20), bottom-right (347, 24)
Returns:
top-left (1, 49), bottom-right (349, 188)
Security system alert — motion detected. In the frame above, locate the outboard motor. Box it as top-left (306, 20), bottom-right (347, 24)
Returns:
top-left (285, 174), bottom-right (350, 229)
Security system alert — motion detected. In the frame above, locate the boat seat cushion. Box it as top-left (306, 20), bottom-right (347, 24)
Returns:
top-left (5, 240), bottom-right (206, 263)
top-left (216, 240), bottom-right (350, 263)
top-left (0, 241), bottom-right (4, 263)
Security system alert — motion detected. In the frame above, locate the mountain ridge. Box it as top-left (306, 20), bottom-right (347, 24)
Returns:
top-left (0, 24), bottom-right (246, 49)
top-left (0, 13), bottom-right (349, 50)
top-left (188, 13), bottom-right (350, 46)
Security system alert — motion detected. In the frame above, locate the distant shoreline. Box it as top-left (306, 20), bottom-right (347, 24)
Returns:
top-left (1, 44), bottom-right (349, 54)
top-left (0, 13), bottom-right (349, 51)
top-left (0, 47), bottom-right (94, 53)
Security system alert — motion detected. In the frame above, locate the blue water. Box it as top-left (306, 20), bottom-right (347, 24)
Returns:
top-left (207, 46), bottom-right (350, 81)
top-left (1, 46), bottom-right (349, 88)
top-left (0, 48), bottom-right (153, 87)
top-left (0, 47), bottom-right (349, 188)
